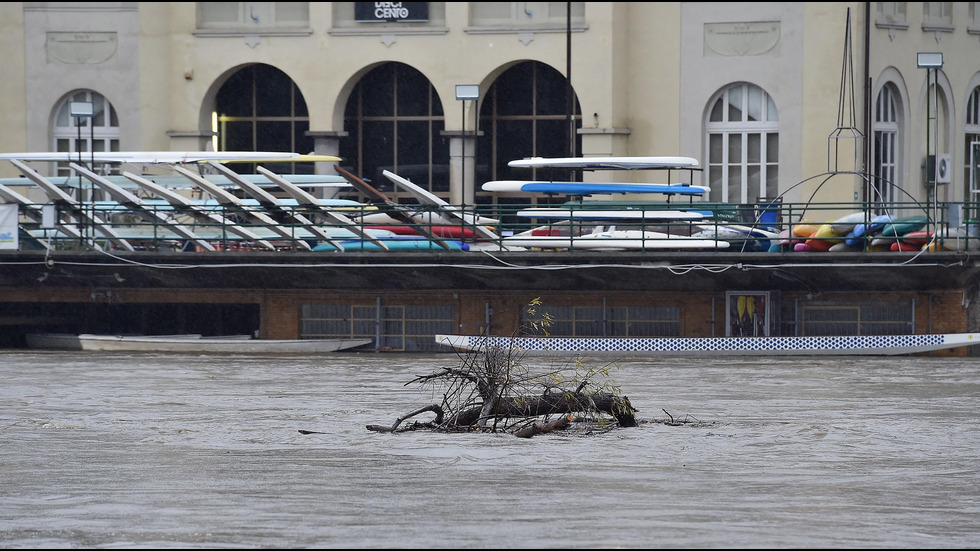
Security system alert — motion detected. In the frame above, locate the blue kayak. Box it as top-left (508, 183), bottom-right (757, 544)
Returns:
top-left (314, 236), bottom-right (469, 252)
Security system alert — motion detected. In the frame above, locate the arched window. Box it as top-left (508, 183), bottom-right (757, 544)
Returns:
top-left (705, 83), bottom-right (778, 204)
top-left (215, 63), bottom-right (312, 174)
top-left (339, 60), bottom-right (580, 209)
top-left (965, 85), bottom-right (980, 197)
top-left (476, 61), bottom-right (581, 207)
top-left (52, 91), bottom-right (119, 177)
top-left (340, 62), bottom-right (447, 197)
top-left (872, 83), bottom-right (901, 210)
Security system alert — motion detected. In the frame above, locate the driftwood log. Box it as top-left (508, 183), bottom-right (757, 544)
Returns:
top-left (366, 405), bottom-right (445, 433)
top-left (449, 391), bottom-right (638, 428)
top-left (366, 391), bottom-right (637, 436)
top-left (514, 414), bottom-right (574, 438)
top-left (365, 301), bottom-right (638, 437)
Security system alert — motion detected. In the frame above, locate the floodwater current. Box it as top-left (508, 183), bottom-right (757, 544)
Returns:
top-left (1, 350), bottom-right (979, 549)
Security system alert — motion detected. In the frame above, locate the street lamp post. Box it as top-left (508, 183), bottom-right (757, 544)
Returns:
top-left (69, 100), bottom-right (94, 247)
top-left (455, 84), bottom-right (479, 211)
top-left (917, 53), bottom-right (943, 241)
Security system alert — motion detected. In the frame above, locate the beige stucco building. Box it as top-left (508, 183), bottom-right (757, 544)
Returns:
top-left (1, 2), bottom-right (979, 215)
top-left (3, 3), bottom-right (980, 352)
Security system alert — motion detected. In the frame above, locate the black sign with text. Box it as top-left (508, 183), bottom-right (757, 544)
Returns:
top-left (355, 2), bottom-right (429, 23)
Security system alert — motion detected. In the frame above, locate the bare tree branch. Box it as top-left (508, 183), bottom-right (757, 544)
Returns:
top-left (367, 299), bottom-right (638, 437)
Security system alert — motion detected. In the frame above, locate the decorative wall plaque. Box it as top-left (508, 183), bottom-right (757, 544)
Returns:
top-left (47, 32), bottom-right (117, 64)
top-left (704, 22), bottom-right (779, 57)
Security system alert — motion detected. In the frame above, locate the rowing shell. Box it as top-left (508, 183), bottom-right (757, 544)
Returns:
top-left (503, 230), bottom-right (729, 250)
top-left (0, 151), bottom-right (313, 164)
top-left (382, 170), bottom-right (500, 240)
top-left (515, 208), bottom-right (707, 220)
top-left (508, 156), bottom-right (700, 170)
top-left (435, 333), bottom-right (980, 357)
top-left (482, 180), bottom-right (709, 196)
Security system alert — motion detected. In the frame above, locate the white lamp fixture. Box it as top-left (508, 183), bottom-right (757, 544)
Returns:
top-left (455, 84), bottom-right (479, 101)
top-left (69, 101), bottom-right (94, 118)
top-left (916, 52), bottom-right (943, 69)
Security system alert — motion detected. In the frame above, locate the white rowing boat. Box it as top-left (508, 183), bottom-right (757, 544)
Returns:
top-left (435, 333), bottom-right (980, 356)
top-left (26, 333), bottom-right (372, 354)
top-left (503, 223), bottom-right (729, 250)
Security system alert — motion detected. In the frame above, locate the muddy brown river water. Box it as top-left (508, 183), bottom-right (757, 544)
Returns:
top-left (1, 350), bottom-right (978, 548)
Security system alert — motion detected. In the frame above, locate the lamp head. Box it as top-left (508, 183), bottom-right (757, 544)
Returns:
top-left (916, 52), bottom-right (943, 69)
top-left (69, 101), bottom-right (94, 117)
top-left (455, 84), bottom-right (479, 101)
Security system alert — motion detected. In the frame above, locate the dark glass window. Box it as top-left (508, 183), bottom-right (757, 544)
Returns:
top-left (478, 61), bottom-right (582, 202)
top-left (215, 64), bottom-right (313, 174)
top-left (341, 62), bottom-right (445, 198)
top-left (339, 61), bottom-right (580, 206)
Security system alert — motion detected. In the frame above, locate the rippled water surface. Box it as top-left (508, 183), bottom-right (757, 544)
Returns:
top-left (1, 350), bottom-right (979, 548)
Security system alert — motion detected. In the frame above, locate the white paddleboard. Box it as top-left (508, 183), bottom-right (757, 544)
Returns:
top-left (504, 229), bottom-right (729, 250)
top-left (508, 156), bottom-right (700, 170)
top-left (382, 170), bottom-right (500, 240)
top-left (482, 180), bottom-right (709, 195)
top-left (516, 208), bottom-right (707, 220)
top-left (0, 151), bottom-right (313, 164)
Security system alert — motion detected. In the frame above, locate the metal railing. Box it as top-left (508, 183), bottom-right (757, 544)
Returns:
top-left (10, 198), bottom-right (980, 254)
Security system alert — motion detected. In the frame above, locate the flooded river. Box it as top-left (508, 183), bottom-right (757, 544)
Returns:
top-left (1, 350), bottom-right (978, 548)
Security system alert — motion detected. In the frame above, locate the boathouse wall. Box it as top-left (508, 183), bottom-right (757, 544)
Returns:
top-left (3, 285), bottom-right (975, 356)
top-left (1, 248), bottom-right (977, 354)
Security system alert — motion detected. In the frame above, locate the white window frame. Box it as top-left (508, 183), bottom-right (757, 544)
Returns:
top-left (923, 2), bottom-right (953, 25)
top-left (971, 140), bottom-right (980, 197)
top-left (966, 87), bottom-right (980, 196)
top-left (705, 83), bottom-right (779, 204)
top-left (52, 91), bottom-right (119, 178)
top-left (197, 2), bottom-right (310, 30)
top-left (970, 2), bottom-right (980, 33)
top-left (469, 2), bottom-right (585, 27)
top-left (876, 2), bottom-right (908, 27)
top-left (872, 84), bottom-right (901, 210)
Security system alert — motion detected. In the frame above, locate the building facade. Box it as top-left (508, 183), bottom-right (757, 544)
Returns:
top-left (1, 3), bottom-right (979, 211)
top-left (2, 3), bottom-right (980, 354)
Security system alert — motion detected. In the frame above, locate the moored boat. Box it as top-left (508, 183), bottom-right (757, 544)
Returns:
top-left (26, 333), bottom-right (372, 354)
top-left (435, 333), bottom-right (980, 357)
